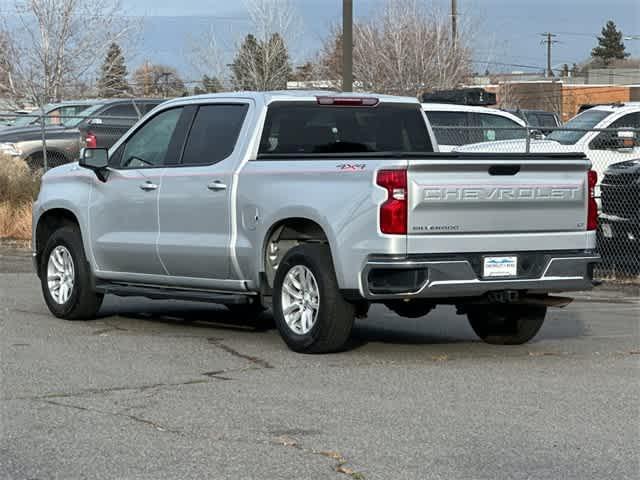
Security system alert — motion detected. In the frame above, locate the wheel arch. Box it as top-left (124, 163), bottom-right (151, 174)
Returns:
top-left (261, 216), bottom-right (338, 289)
top-left (35, 208), bottom-right (82, 276)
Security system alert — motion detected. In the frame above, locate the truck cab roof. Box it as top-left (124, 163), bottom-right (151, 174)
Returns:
top-left (161, 91), bottom-right (422, 108)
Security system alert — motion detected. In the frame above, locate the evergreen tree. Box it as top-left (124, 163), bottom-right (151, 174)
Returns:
top-left (98, 42), bottom-right (130, 97)
top-left (202, 75), bottom-right (223, 93)
top-left (231, 33), bottom-right (290, 90)
top-left (591, 20), bottom-right (630, 66)
top-left (231, 34), bottom-right (261, 90)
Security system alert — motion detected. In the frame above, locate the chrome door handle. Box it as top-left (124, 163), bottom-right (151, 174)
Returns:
top-left (207, 181), bottom-right (227, 191)
top-left (139, 181), bottom-right (158, 191)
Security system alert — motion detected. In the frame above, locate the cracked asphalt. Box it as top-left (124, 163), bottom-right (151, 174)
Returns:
top-left (1, 246), bottom-right (639, 480)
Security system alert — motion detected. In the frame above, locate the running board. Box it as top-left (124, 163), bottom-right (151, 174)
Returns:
top-left (95, 282), bottom-right (253, 305)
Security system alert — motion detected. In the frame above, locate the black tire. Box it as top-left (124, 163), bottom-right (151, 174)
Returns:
top-left (467, 304), bottom-right (547, 345)
top-left (25, 153), bottom-right (44, 170)
top-left (40, 226), bottom-right (103, 320)
top-left (385, 300), bottom-right (434, 319)
top-left (273, 244), bottom-right (354, 353)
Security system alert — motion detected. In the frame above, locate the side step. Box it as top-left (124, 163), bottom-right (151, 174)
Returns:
top-left (95, 282), bottom-right (253, 305)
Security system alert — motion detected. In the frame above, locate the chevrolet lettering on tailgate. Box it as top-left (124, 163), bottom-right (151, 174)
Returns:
top-left (421, 184), bottom-right (583, 202)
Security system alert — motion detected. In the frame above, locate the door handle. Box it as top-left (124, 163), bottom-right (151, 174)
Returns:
top-left (139, 181), bottom-right (158, 191)
top-left (207, 181), bottom-right (227, 191)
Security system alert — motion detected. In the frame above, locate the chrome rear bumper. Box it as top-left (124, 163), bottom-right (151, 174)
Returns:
top-left (360, 251), bottom-right (600, 300)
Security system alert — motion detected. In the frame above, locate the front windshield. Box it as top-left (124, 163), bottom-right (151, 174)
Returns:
top-left (546, 109), bottom-right (610, 145)
top-left (9, 103), bottom-right (101, 128)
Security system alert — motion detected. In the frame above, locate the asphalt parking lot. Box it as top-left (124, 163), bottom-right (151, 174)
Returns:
top-left (1, 245), bottom-right (638, 480)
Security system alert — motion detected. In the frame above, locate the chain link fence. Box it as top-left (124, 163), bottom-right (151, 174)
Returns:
top-left (432, 124), bottom-right (640, 281)
top-left (1, 109), bottom-right (638, 282)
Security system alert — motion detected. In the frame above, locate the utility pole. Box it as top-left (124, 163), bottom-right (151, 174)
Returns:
top-left (342, 0), bottom-right (353, 92)
top-left (540, 32), bottom-right (559, 78)
top-left (451, 0), bottom-right (458, 48)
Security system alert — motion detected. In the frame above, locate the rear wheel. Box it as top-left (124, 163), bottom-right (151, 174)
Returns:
top-left (467, 305), bottom-right (547, 345)
top-left (273, 244), bottom-right (354, 353)
top-left (40, 226), bottom-right (103, 320)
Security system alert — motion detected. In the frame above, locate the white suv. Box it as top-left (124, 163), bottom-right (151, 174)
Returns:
top-left (456, 103), bottom-right (640, 196)
top-left (422, 102), bottom-right (527, 152)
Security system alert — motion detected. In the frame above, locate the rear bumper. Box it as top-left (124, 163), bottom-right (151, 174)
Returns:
top-left (360, 250), bottom-right (600, 300)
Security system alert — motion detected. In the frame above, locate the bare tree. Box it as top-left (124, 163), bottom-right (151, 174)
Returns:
top-left (187, 26), bottom-right (230, 87)
top-left (132, 62), bottom-right (186, 98)
top-left (0, 0), bottom-right (134, 105)
top-left (317, 0), bottom-right (473, 96)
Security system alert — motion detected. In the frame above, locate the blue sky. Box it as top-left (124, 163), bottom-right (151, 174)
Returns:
top-left (1, 0), bottom-right (638, 77)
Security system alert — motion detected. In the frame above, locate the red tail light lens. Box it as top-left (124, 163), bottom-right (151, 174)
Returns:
top-left (85, 132), bottom-right (97, 149)
top-left (377, 169), bottom-right (407, 235)
top-left (587, 169), bottom-right (598, 231)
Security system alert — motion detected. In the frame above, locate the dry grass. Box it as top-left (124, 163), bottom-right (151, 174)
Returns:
top-left (0, 155), bottom-right (42, 240)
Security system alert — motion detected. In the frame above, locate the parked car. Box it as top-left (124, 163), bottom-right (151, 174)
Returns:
top-left (33, 91), bottom-right (599, 353)
top-left (598, 158), bottom-right (640, 273)
top-left (0, 101), bottom-right (99, 131)
top-left (422, 102), bottom-right (527, 152)
top-left (457, 103), bottom-right (640, 197)
top-left (0, 98), bottom-right (162, 168)
top-left (503, 108), bottom-right (561, 134)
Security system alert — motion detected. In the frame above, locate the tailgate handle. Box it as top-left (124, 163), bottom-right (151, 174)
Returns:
top-left (489, 165), bottom-right (520, 176)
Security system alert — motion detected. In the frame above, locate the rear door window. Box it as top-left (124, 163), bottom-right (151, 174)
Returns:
top-left (424, 111), bottom-right (472, 146)
top-left (100, 103), bottom-right (141, 124)
top-left (259, 102), bottom-right (432, 155)
top-left (181, 104), bottom-right (249, 166)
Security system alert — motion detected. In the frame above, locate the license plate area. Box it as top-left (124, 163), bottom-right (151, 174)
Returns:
top-left (483, 256), bottom-right (518, 278)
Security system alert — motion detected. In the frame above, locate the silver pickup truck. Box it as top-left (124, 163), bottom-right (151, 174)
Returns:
top-left (33, 91), bottom-right (600, 353)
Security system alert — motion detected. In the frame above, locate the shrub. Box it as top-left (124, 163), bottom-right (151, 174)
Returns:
top-left (0, 155), bottom-right (42, 239)
top-left (0, 155), bottom-right (42, 203)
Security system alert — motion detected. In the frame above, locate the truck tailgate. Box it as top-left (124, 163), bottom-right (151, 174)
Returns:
top-left (407, 154), bottom-right (591, 253)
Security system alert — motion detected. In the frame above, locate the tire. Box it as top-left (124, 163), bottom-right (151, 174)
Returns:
top-left (385, 301), bottom-right (434, 319)
top-left (25, 153), bottom-right (44, 171)
top-left (40, 226), bottom-right (103, 320)
top-left (273, 244), bottom-right (354, 353)
top-left (467, 304), bottom-right (547, 345)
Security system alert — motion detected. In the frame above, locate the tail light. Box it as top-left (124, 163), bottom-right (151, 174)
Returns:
top-left (377, 169), bottom-right (407, 234)
top-left (316, 96), bottom-right (379, 106)
top-left (85, 132), bottom-right (97, 149)
top-left (587, 170), bottom-right (598, 231)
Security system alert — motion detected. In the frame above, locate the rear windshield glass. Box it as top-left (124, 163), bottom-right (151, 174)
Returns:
top-left (258, 102), bottom-right (432, 156)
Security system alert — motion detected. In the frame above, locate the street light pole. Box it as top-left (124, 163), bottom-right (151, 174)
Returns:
top-left (342, 0), bottom-right (353, 92)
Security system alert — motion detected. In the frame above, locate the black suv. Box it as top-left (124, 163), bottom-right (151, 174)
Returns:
top-left (598, 159), bottom-right (640, 273)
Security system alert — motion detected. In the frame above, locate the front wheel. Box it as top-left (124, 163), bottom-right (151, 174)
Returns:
top-left (467, 305), bottom-right (547, 345)
top-left (40, 226), bottom-right (103, 320)
top-left (273, 244), bottom-right (354, 353)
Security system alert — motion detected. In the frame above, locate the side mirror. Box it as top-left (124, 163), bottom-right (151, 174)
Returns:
top-left (529, 129), bottom-right (544, 140)
top-left (88, 118), bottom-right (103, 125)
top-left (79, 148), bottom-right (109, 181)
